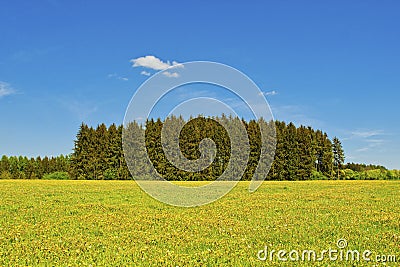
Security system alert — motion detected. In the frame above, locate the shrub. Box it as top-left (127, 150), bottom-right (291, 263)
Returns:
top-left (104, 169), bottom-right (118, 180)
top-left (310, 170), bottom-right (328, 180)
top-left (42, 171), bottom-right (70, 180)
top-left (342, 169), bottom-right (356, 180)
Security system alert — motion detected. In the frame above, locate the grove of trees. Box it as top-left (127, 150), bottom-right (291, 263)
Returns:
top-left (1, 116), bottom-right (399, 180)
top-left (0, 155), bottom-right (69, 179)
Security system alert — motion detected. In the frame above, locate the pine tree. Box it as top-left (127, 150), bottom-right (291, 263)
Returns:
top-left (0, 155), bottom-right (10, 178)
top-left (285, 123), bottom-right (298, 180)
top-left (332, 137), bottom-right (345, 179)
top-left (0, 155), bottom-right (9, 173)
top-left (35, 156), bottom-right (43, 179)
top-left (70, 123), bottom-right (92, 179)
top-left (106, 124), bottom-right (120, 179)
top-left (296, 126), bottom-right (314, 180)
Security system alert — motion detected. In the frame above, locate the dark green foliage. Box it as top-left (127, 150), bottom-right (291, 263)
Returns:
top-left (124, 116), bottom-right (337, 181)
top-left (310, 170), bottom-right (329, 180)
top-left (332, 137), bottom-right (345, 179)
top-left (339, 168), bottom-right (400, 180)
top-left (344, 163), bottom-right (387, 172)
top-left (296, 126), bottom-right (315, 180)
top-left (0, 155), bottom-right (70, 179)
top-left (2, 116), bottom-right (398, 180)
top-left (144, 116), bottom-right (232, 181)
top-left (42, 171), bottom-right (70, 180)
top-left (242, 119), bottom-right (262, 180)
top-left (70, 123), bottom-right (130, 180)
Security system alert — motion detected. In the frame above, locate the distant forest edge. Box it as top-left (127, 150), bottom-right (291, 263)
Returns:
top-left (1, 116), bottom-right (399, 180)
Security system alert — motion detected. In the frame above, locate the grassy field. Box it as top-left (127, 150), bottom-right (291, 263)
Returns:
top-left (0, 180), bottom-right (399, 266)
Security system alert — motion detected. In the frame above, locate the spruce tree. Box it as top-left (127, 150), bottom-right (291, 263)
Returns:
top-left (332, 137), bottom-right (345, 179)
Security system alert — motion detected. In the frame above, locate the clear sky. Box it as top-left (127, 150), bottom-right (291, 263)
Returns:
top-left (0, 1), bottom-right (399, 169)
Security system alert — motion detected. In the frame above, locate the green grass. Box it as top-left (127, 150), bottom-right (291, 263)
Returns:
top-left (0, 180), bottom-right (399, 266)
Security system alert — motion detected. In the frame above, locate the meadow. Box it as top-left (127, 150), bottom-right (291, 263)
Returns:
top-left (0, 180), bottom-right (399, 266)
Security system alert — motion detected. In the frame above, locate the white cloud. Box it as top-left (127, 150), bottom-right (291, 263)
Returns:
top-left (130, 55), bottom-right (183, 78)
top-left (345, 130), bottom-right (386, 156)
top-left (140, 71), bottom-right (151, 76)
top-left (266, 90), bottom-right (278, 96)
top-left (171, 61), bottom-right (184, 68)
top-left (366, 139), bottom-right (384, 144)
top-left (259, 90), bottom-right (278, 96)
top-left (131, 55), bottom-right (170, 70)
top-left (107, 73), bottom-right (129, 81)
top-left (351, 130), bottom-right (384, 138)
top-left (0, 81), bottom-right (16, 98)
top-left (130, 55), bottom-right (183, 71)
top-left (162, 71), bottom-right (179, 78)
top-left (355, 139), bottom-right (385, 153)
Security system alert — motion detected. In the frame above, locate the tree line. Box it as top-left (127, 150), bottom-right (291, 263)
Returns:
top-left (1, 116), bottom-right (399, 180)
top-left (0, 155), bottom-right (69, 179)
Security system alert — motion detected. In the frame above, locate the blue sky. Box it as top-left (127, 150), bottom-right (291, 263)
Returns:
top-left (0, 1), bottom-right (399, 169)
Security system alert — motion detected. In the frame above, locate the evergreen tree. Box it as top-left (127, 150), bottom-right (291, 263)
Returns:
top-left (0, 155), bottom-right (9, 173)
top-left (332, 137), bottom-right (345, 179)
top-left (296, 126), bottom-right (314, 180)
top-left (70, 123), bottom-right (91, 179)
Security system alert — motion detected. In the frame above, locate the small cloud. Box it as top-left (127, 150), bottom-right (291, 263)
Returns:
top-left (356, 147), bottom-right (370, 152)
top-left (355, 140), bottom-right (385, 153)
top-left (140, 71), bottom-right (151, 76)
top-left (351, 130), bottom-right (384, 138)
top-left (130, 55), bottom-right (183, 75)
top-left (348, 131), bottom-right (386, 154)
top-left (364, 139), bottom-right (385, 148)
top-left (265, 90), bottom-right (278, 96)
top-left (131, 55), bottom-right (170, 70)
top-left (171, 61), bottom-right (184, 68)
top-left (259, 90), bottom-right (278, 96)
top-left (107, 73), bottom-right (129, 81)
top-left (162, 71), bottom-right (179, 78)
top-left (0, 81), bottom-right (16, 98)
